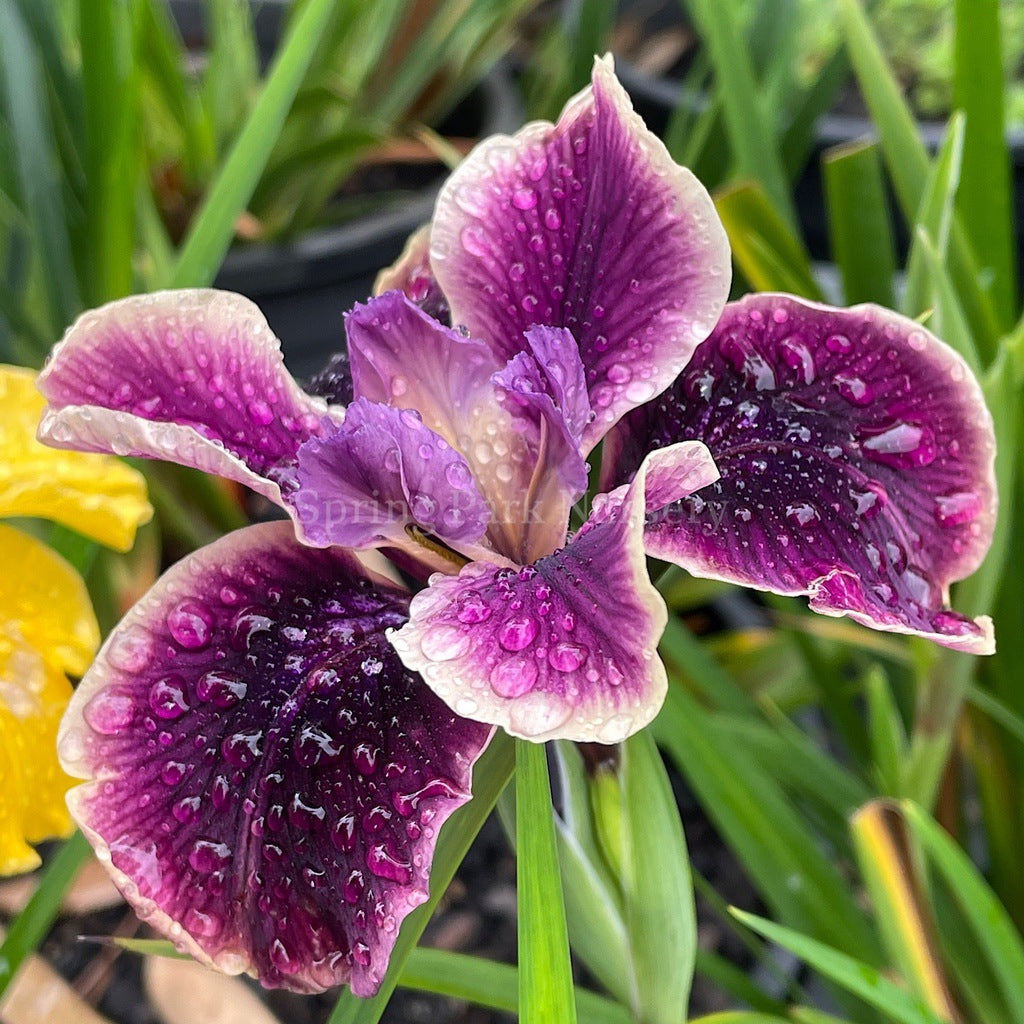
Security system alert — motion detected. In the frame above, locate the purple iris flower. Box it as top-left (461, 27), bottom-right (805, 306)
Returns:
top-left (39, 59), bottom-right (995, 997)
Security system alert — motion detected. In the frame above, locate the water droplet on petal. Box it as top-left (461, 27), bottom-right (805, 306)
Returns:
top-left (832, 373), bottom-right (872, 406)
top-left (512, 187), bottom-right (537, 210)
top-left (785, 502), bottom-right (820, 529)
top-left (420, 624), bottom-right (471, 662)
top-left (84, 691), bottom-right (135, 734)
top-left (861, 422), bottom-right (936, 468)
top-left (934, 490), bottom-right (982, 527)
top-left (548, 642), bottom-right (588, 672)
top-left (498, 616), bottom-right (539, 651)
top-left (489, 656), bottom-right (538, 698)
top-left (167, 601), bottom-right (213, 650)
top-left (149, 676), bottom-right (189, 719)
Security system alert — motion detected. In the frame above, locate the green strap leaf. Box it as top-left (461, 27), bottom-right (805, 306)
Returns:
top-left (169, 0), bottom-right (338, 288)
top-left (619, 729), bottom-right (696, 1024)
top-left (904, 800), bottom-right (1024, 1023)
top-left (823, 140), bottom-right (896, 306)
top-left (0, 831), bottom-right (92, 999)
top-left (953, 0), bottom-right (1017, 324)
top-left (399, 948), bottom-right (631, 1024)
top-left (732, 908), bottom-right (947, 1024)
top-left (686, 0), bottom-right (796, 229)
top-left (515, 739), bottom-right (577, 1024)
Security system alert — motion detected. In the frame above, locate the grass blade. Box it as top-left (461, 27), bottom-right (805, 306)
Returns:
top-left (80, 0), bottom-right (138, 304)
top-left (733, 908), bottom-right (947, 1024)
top-left (0, 0), bottom-right (82, 335)
top-left (715, 181), bottom-right (823, 300)
top-left (850, 801), bottom-right (959, 1021)
top-left (686, 0), bottom-right (796, 228)
top-left (169, 0), bottom-right (338, 288)
top-left (953, 0), bottom-right (1017, 323)
top-left (904, 800), bottom-right (1024, 1023)
top-left (837, 0), bottom-right (1001, 358)
top-left (0, 831), bottom-right (92, 998)
top-left (903, 114), bottom-right (965, 324)
top-left (823, 140), bottom-right (896, 306)
top-left (516, 739), bottom-right (577, 1024)
top-left (620, 730), bottom-right (696, 1023)
top-left (399, 949), bottom-right (631, 1024)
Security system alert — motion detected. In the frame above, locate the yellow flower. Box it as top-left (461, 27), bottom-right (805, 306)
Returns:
top-left (0, 365), bottom-right (151, 874)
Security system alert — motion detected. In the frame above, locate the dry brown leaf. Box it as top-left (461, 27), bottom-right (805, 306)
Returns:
top-left (0, 856), bottom-right (122, 917)
top-left (145, 956), bottom-right (280, 1024)
top-left (0, 955), bottom-right (113, 1024)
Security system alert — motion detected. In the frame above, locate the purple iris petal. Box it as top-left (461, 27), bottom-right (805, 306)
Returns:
top-left (58, 521), bottom-right (492, 996)
top-left (346, 291), bottom-right (500, 440)
top-left (390, 442), bottom-right (718, 743)
top-left (604, 294), bottom-right (997, 653)
top-left (291, 399), bottom-right (490, 550)
top-left (429, 56), bottom-right (730, 449)
top-left (346, 294), bottom-right (587, 562)
top-left (37, 290), bottom-right (336, 503)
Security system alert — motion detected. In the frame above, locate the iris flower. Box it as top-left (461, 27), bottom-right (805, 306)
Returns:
top-left (0, 364), bottom-right (150, 874)
top-left (38, 60), bottom-right (994, 995)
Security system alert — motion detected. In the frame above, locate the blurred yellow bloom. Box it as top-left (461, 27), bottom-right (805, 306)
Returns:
top-left (0, 365), bottom-right (151, 874)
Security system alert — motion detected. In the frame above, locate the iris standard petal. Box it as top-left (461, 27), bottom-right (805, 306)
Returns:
top-left (57, 521), bottom-right (493, 996)
top-left (345, 294), bottom-right (587, 562)
top-left (429, 55), bottom-right (730, 449)
top-left (389, 442), bottom-right (718, 743)
top-left (37, 290), bottom-right (337, 505)
top-left (0, 364), bottom-right (151, 551)
top-left (291, 399), bottom-right (491, 550)
top-left (604, 294), bottom-right (997, 654)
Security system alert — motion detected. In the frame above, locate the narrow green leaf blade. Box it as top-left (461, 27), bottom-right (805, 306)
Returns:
top-left (686, 0), bottom-right (796, 227)
top-left (80, 0), bottom-right (138, 304)
top-left (619, 729), bottom-right (696, 1023)
top-left (953, 0), bottom-right (1017, 323)
top-left (733, 908), bottom-right (947, 1024)
top-left (823, 140), bottom-right (896, 306)
top-left (904, 800), bottom-right (1024, 1022)
top-left (0, 0), bottom-right (81, 334)
top-left (0, 832), bottom-right (92, 999)
top-left (516, 739), bottom-right (577, 1024)
top-left (715, 181), bottom-right (823, 300)
top-left (169, 0), bottom-right (338, 288)
top-left (399, 949), bottom-right (632, 1024)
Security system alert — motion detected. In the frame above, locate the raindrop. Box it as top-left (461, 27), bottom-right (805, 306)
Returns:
top-left (861, 422), bottom-right (936, 468)
top-left (149, 676), bottom-right (189, 719)
top-left (167, 601), bottom-right (213, 650)
top-left (489, 656), bottom-right (538, 698)
top-left (934, 490), bottom-right (982, 527)
top-left (544, 640), bottom-right (585, 673)
top-left (512, 188), bottom-right (537, 210)
top-left (197, 670), bottom-right (247, 708)
top-left (785, 502), bottom-right (820, 529)
top-left (457, 594), bottom-right (493, 624)
top-left (84, 691), bottom-right (135, 735)
top-left (498, 615), bottom-right (539, 651)
top-left (832, 373), bottom-right (872, 406)
top-left (420, 624), bottom-right (471, 662)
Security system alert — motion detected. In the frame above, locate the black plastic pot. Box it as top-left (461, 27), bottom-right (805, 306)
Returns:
top-left (213, 68), bottom-right (522, 378)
